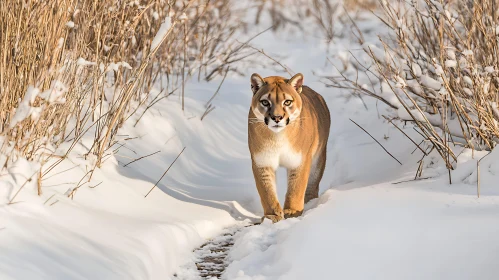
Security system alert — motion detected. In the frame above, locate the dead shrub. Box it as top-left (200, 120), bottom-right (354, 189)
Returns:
top-left (327, 0), bottom-right (499, 171)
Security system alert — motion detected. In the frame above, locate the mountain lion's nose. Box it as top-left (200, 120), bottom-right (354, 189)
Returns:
top-left (271, 115), bottom-right (283, 123)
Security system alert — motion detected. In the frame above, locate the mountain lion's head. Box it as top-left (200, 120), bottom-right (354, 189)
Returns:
top-left (250, 73), bottom-right (304, 133)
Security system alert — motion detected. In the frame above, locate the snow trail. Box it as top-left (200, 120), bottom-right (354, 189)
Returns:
top-left (194, 225), bottom-right (248, 279)
top-left (174, 224), bottom-right (255, 279)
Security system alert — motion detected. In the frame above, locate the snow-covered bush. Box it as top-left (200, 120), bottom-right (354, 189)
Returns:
top-left (330, 0), bottom-right (499, 170)
top-left (0, 0), bottom-right (252, 172)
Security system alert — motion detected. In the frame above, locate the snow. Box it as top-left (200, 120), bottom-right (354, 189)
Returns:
top-left (362, 43), bottom-right (391, 65)
top-left (445, 59), bottom-right (457, 68)
top-left (397, 107), bottom-right (426, 122)
top-left (150, 17), bottom-right (172, 51)
top-left (3, 1), bottom-right (499, 280)
top-left (380, 81), bottom-right (402, 108)
top-left (1, 84), bottom-right (251, 278)
top-left (9, 86), bottom-right (42, 128)
top-left (406, 79), bottom-right (423, 95)
top-left (178, 13), bottom-right (188, 21)
top-left (57, 37), bottom-right (64, 49)
top-left (39, 80), bottom-right (68, 104)
top-left (77, 57), bottom-right (97, 67)
top-left (459, 56), bottom-right (468, 68)
top-left (447, 49), bottom-right (456, 60)
top-left (105, 61), bottom-right (132, 72)
top-left (153, 12), bottom-right (160, 20)
top-left (462, 87), bottom-right (472, 97)
top-left (463, 49), bottom-right (473, 56)
top-left (463, 75), bottom-right (473, 87)
top-left (485, 66), bottom-right (495, 73)
top-left (65, 21), bottom-right (75, 28)
top-left (225, 180), bottom-right (499, 280)
top-left (420, 74), bottom-right (442, 90)
top-left (434, 63), bottom-right (444, 75)
top-left (411, 62), bottom-right (422, 77)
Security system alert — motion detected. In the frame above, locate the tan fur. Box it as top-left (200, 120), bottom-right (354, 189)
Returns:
top-left (248, 73), bottom-right (330, 222)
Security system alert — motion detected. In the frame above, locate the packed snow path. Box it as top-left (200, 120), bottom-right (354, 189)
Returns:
top-left (194, 225), bottom-right (250, 279)
top-left (174, 224), bottom-right (255, 279)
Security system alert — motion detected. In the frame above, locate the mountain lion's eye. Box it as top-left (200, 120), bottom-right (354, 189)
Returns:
top-left (260, 100), bottom-right (270, 107)
top-left (284, 100), bottom-right (293, 106)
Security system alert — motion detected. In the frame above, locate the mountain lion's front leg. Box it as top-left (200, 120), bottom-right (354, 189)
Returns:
top-left (252, 162), bottom-right (283, 223)
top-left (284, 155), bottom-right (312, 218)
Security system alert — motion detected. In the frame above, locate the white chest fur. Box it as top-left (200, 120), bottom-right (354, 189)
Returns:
top-left (253, 138), bottom-right (302, 170)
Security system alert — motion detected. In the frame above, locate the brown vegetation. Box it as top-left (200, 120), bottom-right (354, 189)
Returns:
top-left (327, 0), bottom-right (499, 172)
top-left (0, 0), bottom-right (252, 178)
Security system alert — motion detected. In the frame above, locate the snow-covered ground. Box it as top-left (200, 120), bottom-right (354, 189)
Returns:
top-left (2, 2), bottom-right (499, 280)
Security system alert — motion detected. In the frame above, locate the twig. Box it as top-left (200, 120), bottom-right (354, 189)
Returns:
top-left (477, 160), bottom-right (480, 198)
top-left (477, 151), bottom-right (492, 198)
top-left (42, 164), bottom-right (80, 181)
top-left (182, 21), bottom-right (187, 111)
top-left (37, 169), bottom-right (42, 196)
top-left (88, 181), bottom-right (103, 188)
top-left (204, 26), bottom-right (273, 81)
top-left (43, 194), bottom-right (56, 205)
top-left (8, 170), bottom-right (39, 205)
top-left (350, 118), bottom-right (402, 165)
top-left (133, 89), bottom-right (177, 127)
top-left (245, 44), bottom-right (294, 76)
top-left (205, 67), bottom-right (229, 108)
top-left (411, 140), bottom-right (425, 154)
top-left (342, 6), bottom-right (365, 44)
top-left (145, 147), bottom-right (186, 198)
top-left (123, 150), bottom-right (161, 167)
top-left (383, 115), bottom-right (427, 155)
top-left (68, 170), bottom-right (92, 199)
top-left (415, 158), bottom-right (424, 179)
top-left (392, 177), bottom-right (431, 184)
top-left (201, 104), bottom-right (216, 121)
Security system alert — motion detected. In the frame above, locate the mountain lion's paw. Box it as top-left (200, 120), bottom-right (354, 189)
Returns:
top-left (283, 208), bottom-right (303, 219)
top-left (261, 214), bottom-right (284, 223)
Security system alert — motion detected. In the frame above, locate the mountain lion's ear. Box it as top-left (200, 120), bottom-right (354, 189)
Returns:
top-left (251, 73), bottom-right (265, 95)
top-left (287, 73), bottom-right (304, 94)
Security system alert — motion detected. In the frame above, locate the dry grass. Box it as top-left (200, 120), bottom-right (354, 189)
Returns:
top-left (327, 0), bottom-right (499, 171)
top-left (0, 0), bottom-right (254, 184)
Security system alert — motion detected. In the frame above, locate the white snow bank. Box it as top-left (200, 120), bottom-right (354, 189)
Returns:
top-left (0, 202), bottom-right (212, 280)
top-left (225, 179), bottom-right (499, 280)
top-left (1, 76), bottom-right (260, 279)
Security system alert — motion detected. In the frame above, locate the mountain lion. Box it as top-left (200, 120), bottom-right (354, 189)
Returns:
top-left (248, 73), bottom-right (330, 222)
